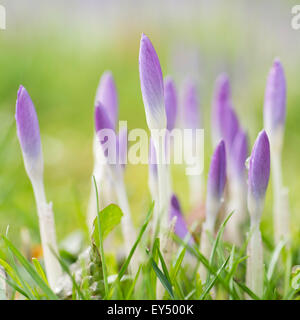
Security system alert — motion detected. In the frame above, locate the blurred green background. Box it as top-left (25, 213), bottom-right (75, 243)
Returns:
top-left (0, 0), bottom-right (299, 251)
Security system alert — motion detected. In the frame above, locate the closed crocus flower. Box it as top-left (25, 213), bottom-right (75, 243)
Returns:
top-left (95, 71), bottom-right (118, 130)
top-left (139, 34), bottom-right (166, 130)
top-left (164, 76), bottom-right (177, 131)
top-left (246, 130), bottom-right (270, 298)
top-left (211, 73), bottom-right (231, 145)
top-left (169, 195), bottom-right (194, 245)
top-left (264, 59), bottom-right (286, 144)
top-left (182, 78), bottom-right (200, 130)
top-left (16, 85), bottom-right (43, 178)
top-left (206, 140), bottom-right (226, 219)
top-left (15, 86), bottom-right (62, 290)
top-left (248, 130), bottom-right (270, 218)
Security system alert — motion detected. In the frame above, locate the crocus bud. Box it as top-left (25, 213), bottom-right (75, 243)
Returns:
top-left (231, 129), bottom-right (248, 181)
top-left (263, 59), bottom-right (286, 144)
top-left (182, 78), bottom-right (200, 130)
top-left (169, 194), bottom-right (194, 245)
top-left (220, 105), bottom-right (240, 155)
top-left (211, 74), bottom-right (231, 144)
top-left (139, 34), bottom-right (166, 130)
top-left (15, 85), bottom-right (43, 179)
top-left (206, 140), bottom-right (226, 229)
top-left (164, 76), bottom-right (177, 131)
top-left (248, 130), bottom-right (270, 222)
top-left (95, 71), bottom-right (118, 130)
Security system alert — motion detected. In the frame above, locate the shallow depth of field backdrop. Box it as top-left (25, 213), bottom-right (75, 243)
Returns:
top-left (0, 0), bottom-right (299, 252)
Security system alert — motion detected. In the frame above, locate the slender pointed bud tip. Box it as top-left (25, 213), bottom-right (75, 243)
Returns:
top-left (139, 34), bottom-right (166, 130)
top-left (248, 130), bottom-right (270, 202)
top-left (164, 76), bottom-right (177, 131)
top-left (220, 106), bottom-right (240, 153)
top-left (207, 140), bottom-right (226, 201)
top-left (264, 59), bottom-right (286, 135)
top-left (15, 85), bottom-right (41, 159)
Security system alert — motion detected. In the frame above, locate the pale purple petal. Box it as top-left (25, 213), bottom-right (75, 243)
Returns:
top-left (248, 130), bottom-right (270, 201)
top-left (139, 34), bottom-right (166, 129)
top-left (182, 78), bottom-right (200, 130)
top-left (164, 76), bottom-right (178, 131)
top-left (264, 59), bottom-right (286, 132)
top-left (207, 140), bottom-right (226, 200)
top-left (169, 194), bottom-right (194, 245)
top-left (231, 129), bottom-right (248, 179)
top-left (15, 85), bottom-right (41, 158)
top-left (94, 102), bottom-right (114, 133)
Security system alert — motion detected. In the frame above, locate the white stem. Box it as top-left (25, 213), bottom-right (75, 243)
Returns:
top-left (246, 223), bottom-right (263, 298)
top-left (113, 170), bottom-right (140, 274)
top-left (271, 148), bottom-right (290, 245)
top-left (152, 134), bottom-right (169, 235)
top-left (148, 172), bottom-right (159, 240)
top-left (31, 177), bottom-right (62, 291)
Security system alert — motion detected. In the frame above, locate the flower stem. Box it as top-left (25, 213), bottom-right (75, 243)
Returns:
top-left (31, 177), bottom-right (62, 291)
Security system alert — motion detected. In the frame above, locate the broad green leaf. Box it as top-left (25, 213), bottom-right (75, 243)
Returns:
top-left (92, 204), bottom-right (123, 248)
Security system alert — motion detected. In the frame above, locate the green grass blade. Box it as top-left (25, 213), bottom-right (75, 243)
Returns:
top-left (125, 265), bottom-right (142, 300)
top-left (150, 256), bottom-right (174, 299)
top-left (32, 258), bottom-right (48, 285)
top-left (92, 176), bottom-right (109, 298)
top-left (200, 256), bottom-right (230, 300)
top-left (1, 236), bottom-right (57, 300)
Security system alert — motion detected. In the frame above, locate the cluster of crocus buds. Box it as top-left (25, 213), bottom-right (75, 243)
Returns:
top-left (13, 33), bottom-right (288, 300)
top-left (15, 86), bottom-right (62, 291)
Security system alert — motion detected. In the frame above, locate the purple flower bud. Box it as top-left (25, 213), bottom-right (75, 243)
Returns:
top-left (94, 102), bottom-right (114, 133)
top-left (139, 34), bottom-right (166, 130)
top-left (169, 194), bottom-right (194, 245)
top-left (220, 105), bottom-right (240, 153)
top-left (95, 71), bottom-right (118, 130)
top-left (182, 78), bottom-right (200, 130)
top-left (164, 76), bottom-right (177, 131)
top-left (207, 140), bottom-right (226, 201)
top-left (211, 74), bottom-right (231, 143)
top-left (248, 130), bottom-right (270, 202)
top-left (231, 129), bottom-right (248, 180)
top-left (15, 86), bottom-right (41, 159)
top-left (149, 138), bottom-right (157, 176)
top-left (264, 59), bottom-right (286, 134)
